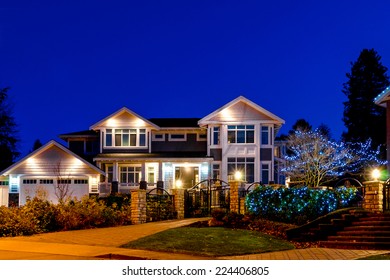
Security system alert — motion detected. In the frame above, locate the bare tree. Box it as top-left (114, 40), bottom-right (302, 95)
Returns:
top-left (53, 161), bottom-right (73, 203)
top-left (284, 130), bottom-right (350, 187)
top-left (283, 130), bottom-right (387, 187)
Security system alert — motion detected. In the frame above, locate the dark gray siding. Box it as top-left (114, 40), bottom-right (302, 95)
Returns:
top-left (210, 149), bottom-right (222, 161)
top-left (151, 133), bottom-right (207, 153)
top-left (260, 148), bottom-right (273, 161)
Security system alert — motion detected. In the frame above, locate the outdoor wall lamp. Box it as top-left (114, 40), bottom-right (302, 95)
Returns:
top-left (234, 171), bottom-right (242, 181)
top-left (372, 169), bottom-right (380, 181)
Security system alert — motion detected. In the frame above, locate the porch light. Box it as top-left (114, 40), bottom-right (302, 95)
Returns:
top-left (372, 169), bottom-right (380, 181)
top-left (176, 179), bottom-right (183, 188)
top-left (234, 171), bottom-right (242, 181)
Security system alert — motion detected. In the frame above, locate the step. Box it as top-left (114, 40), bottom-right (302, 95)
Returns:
top-left (344, 225), bottom-right (390, 231)
top-left (352, 221), bottom-right (390, 226)
top-left (337, 230), bottom-right (390, 236)
top-left (319, 240), bottom-right (390, 250)
top-left (359, 216), bottom-right (390, 222)
top-left (328, 236), bottom-right (390, 242)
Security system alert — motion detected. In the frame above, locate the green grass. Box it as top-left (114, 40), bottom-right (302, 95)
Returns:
top-left (121, 227), bottom-right (295, 257)
top-left (358, 253), bottom-right (390, 260)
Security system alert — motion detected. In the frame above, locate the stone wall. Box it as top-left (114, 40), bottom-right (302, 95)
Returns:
top-left (362, 181), bottom-right (384, 213)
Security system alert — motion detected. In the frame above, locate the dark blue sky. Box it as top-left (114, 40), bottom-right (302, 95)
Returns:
top-left (2, 0), bottom-right (390, 157)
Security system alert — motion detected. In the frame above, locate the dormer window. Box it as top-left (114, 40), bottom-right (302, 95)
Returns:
top-left (105, 129), bottom-right (147, 147)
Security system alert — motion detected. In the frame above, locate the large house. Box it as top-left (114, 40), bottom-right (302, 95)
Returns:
top-left (0, 96), bottom-right (285, 207)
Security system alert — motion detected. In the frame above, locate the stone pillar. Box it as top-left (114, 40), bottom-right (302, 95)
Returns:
top-left (131, 189), bottom-right (147, 224)
top-left (229, 181), bottom-right (240, 213)
top-left (362, 181), bottom-right (384, 213)
top-left (171, 188), bottom-right (185, 219)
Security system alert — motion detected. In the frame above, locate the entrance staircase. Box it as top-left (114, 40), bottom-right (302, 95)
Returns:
top-left (319, 211), bottom-right (390, 249)
top-left (287, 209), bottom-right (390, 249)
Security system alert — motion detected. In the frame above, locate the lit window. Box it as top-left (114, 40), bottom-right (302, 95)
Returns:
top-left (227, 125), bottom-right (255, 144)
top-left (227, 157), bottom-right (255, 182)
top-left (105, 129), bottom-right (147, 147)
top-left (120, 166), bottom-right (141, 185)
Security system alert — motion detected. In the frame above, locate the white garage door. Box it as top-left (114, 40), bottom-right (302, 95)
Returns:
top-left (20, 178), bottom-right (89, 205)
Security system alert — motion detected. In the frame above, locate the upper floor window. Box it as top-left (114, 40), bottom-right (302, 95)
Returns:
top-left (261, 126), bottom-right (273, 146)
top-left (227, 125), bottom-right (255, 144)
top-left (212, 127), bottom-right (220, 145)
top-left (105, 129), bottom-right (147, 147)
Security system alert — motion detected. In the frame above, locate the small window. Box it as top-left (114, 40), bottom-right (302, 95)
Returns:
top-left (57, 179), bottom-right (71, 185)
top-left (0, 181), bottom-right (9, 186)
top-left (169, 133), bottom-right (186, 141)
top-left (40, 179), bottom-right (54, 184)
top-left (23, 179), bottom-right (37, 184)
top-left (153, 133), bottom-right (165, 141)
top-left (74, 179), bottom-right (88, 184)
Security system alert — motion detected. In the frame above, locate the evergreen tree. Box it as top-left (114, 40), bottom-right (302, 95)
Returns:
top-left (31, 139), bottom-right (43, 152)
top-left (342, 48), bottom-right (390, 149)
top-left (0, 87), bottom-right (19, 171)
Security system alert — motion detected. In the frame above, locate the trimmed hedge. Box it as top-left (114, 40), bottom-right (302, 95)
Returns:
top-left (245, 186), bottom-right (362, 225)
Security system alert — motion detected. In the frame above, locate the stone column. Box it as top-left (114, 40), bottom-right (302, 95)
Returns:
top-left (171, 188), bottom-right (185, 219)
top-left (229, 181), bottom-right (240, 213)
top-left (362, 181), bottom-right (384, 213)
top-left (131, 189), bottom-right (147, 224)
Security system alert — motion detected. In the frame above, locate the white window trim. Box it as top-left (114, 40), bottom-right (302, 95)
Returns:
top-left (210, 126), bottom-right (221, 147)
top-left (261, 161), bottom-right (272, 184)
top-left (227, 125), bottom-right (255, 144)
top-left (104, 128), bottom-right (148, 148)
top-left (261, 125), bottom-right (273, 147)
top-left (168, 133), bottom-right (187, 142)
top-left (152, 133), bottom-right (166, 141)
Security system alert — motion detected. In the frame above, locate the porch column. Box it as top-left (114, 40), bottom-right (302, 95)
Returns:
top-left (158, 161), bottom-right (163, 181)
top-left (362, 181), bottom-right (384, 213)
top-left (113, 162), bottom-right (119, 182)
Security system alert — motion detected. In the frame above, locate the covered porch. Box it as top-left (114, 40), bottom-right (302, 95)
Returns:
top-left (94, 153), bottom-right (213, 195)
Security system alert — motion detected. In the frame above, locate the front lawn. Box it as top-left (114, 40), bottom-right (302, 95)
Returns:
top-left (121, 227), bottom-right (295, 257)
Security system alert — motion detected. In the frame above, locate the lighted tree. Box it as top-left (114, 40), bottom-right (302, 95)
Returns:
top-left (283, 130), bottom-right (386, 187)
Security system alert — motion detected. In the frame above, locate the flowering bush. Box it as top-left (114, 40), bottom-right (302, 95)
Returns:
top-left (245, 185), bottom-right (361, 225)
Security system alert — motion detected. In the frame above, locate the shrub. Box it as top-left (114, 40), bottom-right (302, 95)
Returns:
top-left (0, 194), bottom-right (132, 237)
top-left (245, 185), bottom-right (361, 225)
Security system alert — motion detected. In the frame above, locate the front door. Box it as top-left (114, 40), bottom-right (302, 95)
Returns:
top-left (175, 166), bottom-right (199, 189)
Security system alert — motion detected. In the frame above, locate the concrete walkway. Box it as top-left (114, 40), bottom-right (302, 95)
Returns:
top-left (0, 218), bottom-right (389, 260)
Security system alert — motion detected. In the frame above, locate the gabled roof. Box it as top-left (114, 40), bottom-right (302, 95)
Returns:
top-left (198, 95), bottom-right (285, 126)
top-left (149, 118), bottom-right (202, 128)
top-left (90, 107), bottom-right (160, 130)
top-left (374, 87), bottom-right (390, 107)
top-left (0, 140), bottom-right (105, 176)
